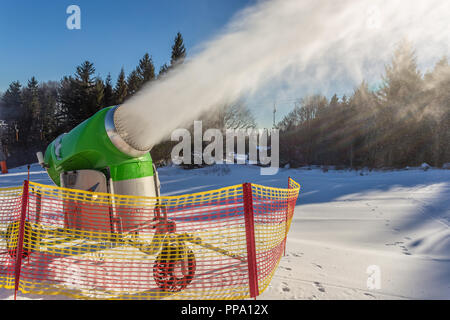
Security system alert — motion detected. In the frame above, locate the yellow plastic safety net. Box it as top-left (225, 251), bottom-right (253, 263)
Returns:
top-left (0, 178), bottom-right (300, 300)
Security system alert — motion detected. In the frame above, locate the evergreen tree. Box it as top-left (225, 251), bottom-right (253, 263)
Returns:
top-left (171, 32), bottom-right (186, 67)
top-left (26, 77), bottom-right (41, 119)
top-left (127, 69), bottom-right (141, 97)
top-left (137, 53), bottom-right (155, 86)
top-left (21, 77), bottom-right (41, 144)
top-left (60, 60), bottom-right (100, 126)
top-left (2, 81), bottom-right (23, 119)
top-left (38, 81), bottom-right (59, 143)
top-left (76, 61), bottom-right (96, 85)
top-left (157, 32), bottom-right (186, 79)
top-left (58, 75), bottom-right (80, 130)
top-left (2, 81), bottom-right (23, 144)
top-left (103, 73), bottom-right (114, 107)
top-left (114, 68), bottom-right (128, 104)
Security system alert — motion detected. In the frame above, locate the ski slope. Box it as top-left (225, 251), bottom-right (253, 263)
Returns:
top-left (1, 163), bottom-right (449, 300)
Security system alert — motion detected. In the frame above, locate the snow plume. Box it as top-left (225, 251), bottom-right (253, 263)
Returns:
top-left (116, 0), bottom-right (450, 152)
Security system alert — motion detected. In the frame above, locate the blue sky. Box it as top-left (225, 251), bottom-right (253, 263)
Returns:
top-left (0, 0), bottom-right (253, 92)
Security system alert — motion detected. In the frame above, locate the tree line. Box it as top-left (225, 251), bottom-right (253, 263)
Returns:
top-left (277, 41), bottom-right (450, 169)
top-left (0, 33), bottom-right (189, 167)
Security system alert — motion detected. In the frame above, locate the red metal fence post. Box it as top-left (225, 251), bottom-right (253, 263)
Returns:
top-left (14, 180), bottom-right (29, 300)
top-left (242, 182), bottom-right (259, 299)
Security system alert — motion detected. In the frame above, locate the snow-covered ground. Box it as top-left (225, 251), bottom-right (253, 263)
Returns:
top-left (1, 164), bottom-right (449, 300)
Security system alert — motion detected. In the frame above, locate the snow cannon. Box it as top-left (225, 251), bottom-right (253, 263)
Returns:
top-left (39, 105), bottom-right (159, 194)
top-left (37, 105), bottom-right (162, 231)
top-left (32, 105), bottom-right (199, 293)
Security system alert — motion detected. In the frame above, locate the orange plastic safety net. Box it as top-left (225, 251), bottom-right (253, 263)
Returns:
top-left (0, 178), bottom-right (300, 300)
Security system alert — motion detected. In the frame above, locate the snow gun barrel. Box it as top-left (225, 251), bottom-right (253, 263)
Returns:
top-left (39, 105), bottom-right (156, 192)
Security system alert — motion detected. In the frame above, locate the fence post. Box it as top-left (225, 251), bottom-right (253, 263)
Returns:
top-left (14, 180), bottom-right (29, 300)
top-left (284, 177), bottom-right (292, 256)
top-left (242, 182), bottom-right (259, 299)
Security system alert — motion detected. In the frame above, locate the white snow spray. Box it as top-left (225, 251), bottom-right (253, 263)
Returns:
top-left (115, 0), bottom-right (450, 152)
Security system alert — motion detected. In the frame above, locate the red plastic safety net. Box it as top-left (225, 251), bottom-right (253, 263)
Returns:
top-left (0, 178), bottom-right (300, 299)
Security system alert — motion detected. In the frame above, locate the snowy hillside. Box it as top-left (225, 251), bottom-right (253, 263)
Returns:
top-left (1, 164), bottom-right (449, 300)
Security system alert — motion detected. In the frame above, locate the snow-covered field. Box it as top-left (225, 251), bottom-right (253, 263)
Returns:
top-left (1, 163), bottom-right (449, 300)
